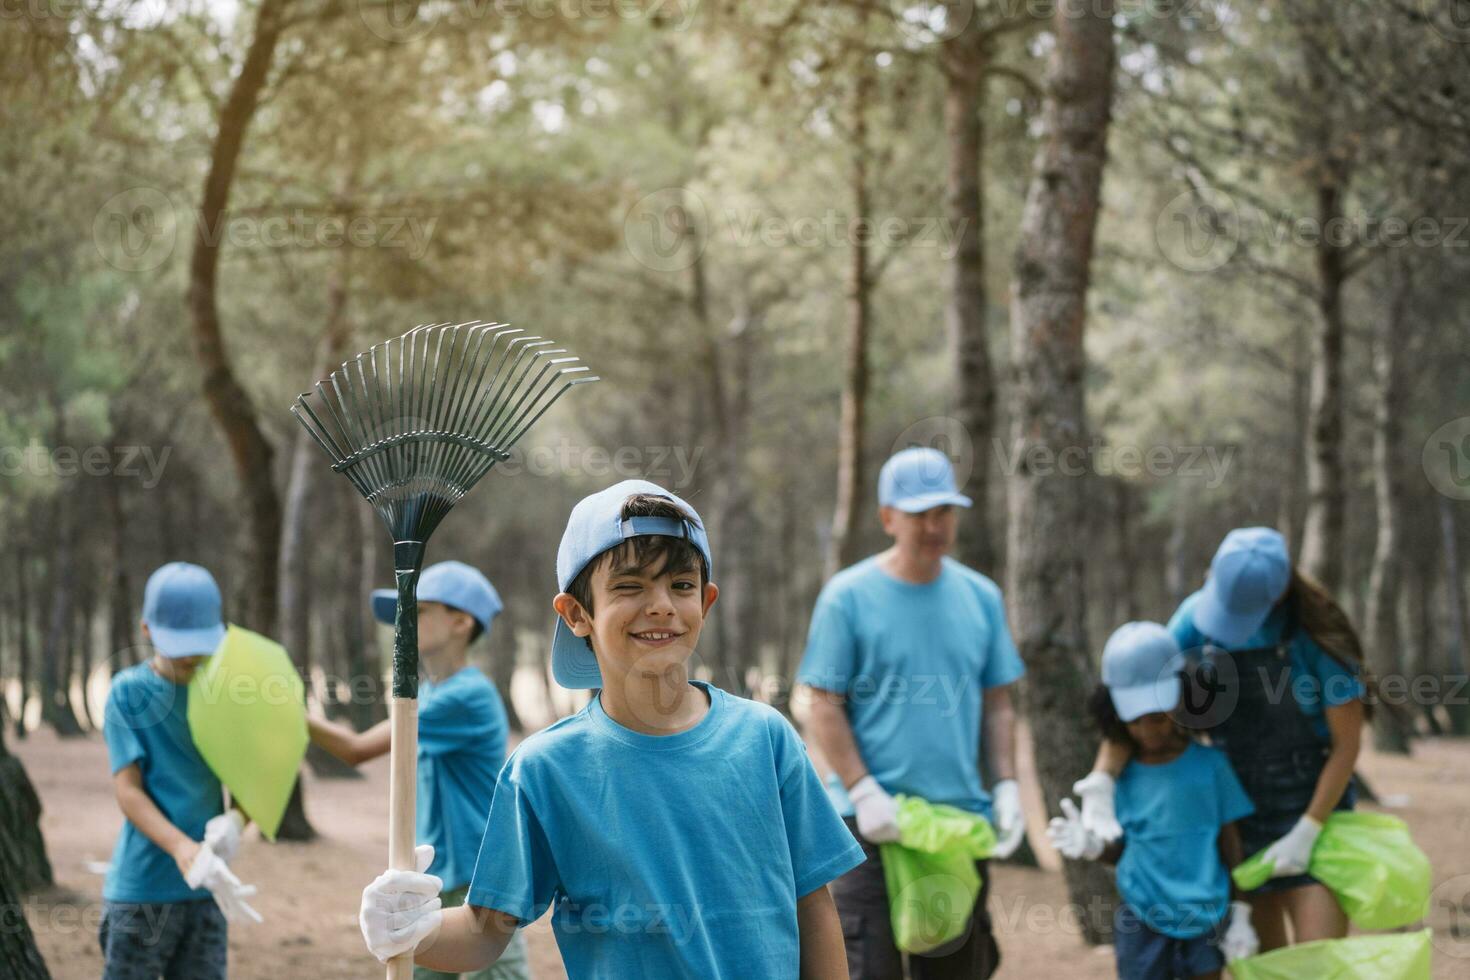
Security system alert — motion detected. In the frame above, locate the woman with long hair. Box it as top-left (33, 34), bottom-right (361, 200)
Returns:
top-left (1072, 527), bottom-right (1367, 952)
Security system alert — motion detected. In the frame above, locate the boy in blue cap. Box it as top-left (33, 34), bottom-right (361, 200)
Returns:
top-left (797, 446), bottom-right (1026, 978)
top-left (1047, 622), bottom-right (1259, 980)
top-left (356, 480), bottom-right (864, 978)
top-left (307, 560), bottom-right (529, 980)
top-left (101, 562), bottom-right (260, 980)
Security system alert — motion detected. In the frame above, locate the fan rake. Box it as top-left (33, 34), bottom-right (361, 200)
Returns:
top-left (291, 319), bottom-right (596, 978)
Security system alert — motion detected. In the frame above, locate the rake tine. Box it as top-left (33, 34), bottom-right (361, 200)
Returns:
top-left (476, 342), bottom-right (558, 446)
top-left (492, 365), bottom-right (596, 453)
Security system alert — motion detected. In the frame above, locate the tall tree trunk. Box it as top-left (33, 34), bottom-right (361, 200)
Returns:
top-left (1297, 152), bottom-right (1351, 590)
top-left (0, 719), bottom-right (53, 897)
top-left (295, 260), bottom-right (366, 783)
top-left (106, 468), bottom-right (136, 671)
top-left (1363, 260), bottom-right (1412, 753)
top-left (826, 53), bottom-right (873, 581)
top-left (1005, 0), bottom-right (1117, 945)
top-left (348, 502), bottom-right (387, 732)
top-left (1439, 495), bottom-right (1470, 735)
top-left (0, 729), bottom-right (51, 980)
top-left (74, 577), bottom-right (98, 729)
top-left (15, 548), bottom-right (32, 739)
top-left (1279, 320), bottom-right (1309, 557)
top-left (41, 404), bottom-right (83, 737)
top-left (942, 8), bottom-right (998, 576)
top-left (711, 308), bottom-right (758, 695)
top-left (187, 0), bottom-right (290, 634)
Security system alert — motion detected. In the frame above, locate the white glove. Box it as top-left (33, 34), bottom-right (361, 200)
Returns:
top-left (1072, 771), bottom-right (1123, 842)
top-left (990, 779), bottom-right (1025, 858)
top-left (360, 844), bottom-right (444, 964)
top-left (848, 776), bottom-right (901, 844)
top-left (1262, 815), bottom-right (1321, 877)
top-left (186, 842), bottom-right (263, 924)
top-left (1046, 798), bottom-right (1105, 860)
top-left (204, 810), bottom-right (245, 864)
top-left (1220, 900), bottom-right (1260, 961)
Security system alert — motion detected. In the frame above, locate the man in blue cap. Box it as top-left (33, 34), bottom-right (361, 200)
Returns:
top-left (101, 562), bottom-right (261, 980)
top-left (797, 446), bottom-right (1027, 979)
top-left (354, 480), bottom-right (864, 977)
top-left (308, 560), bottom-right (529, 980)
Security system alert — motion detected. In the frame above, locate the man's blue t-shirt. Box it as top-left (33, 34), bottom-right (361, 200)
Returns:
top-left (467, 681), bottom-right (863, 979)
top-left (417, 666), bottom-right (507, 891)
top-left (102, 662), bottom-right (223, 904)
top-left (795, 555), bottom-right (1025, 820)
top-left (1115, 741), bottom-right (1255, 938)
top-left (1169, 590), bottom-right (1364, 742)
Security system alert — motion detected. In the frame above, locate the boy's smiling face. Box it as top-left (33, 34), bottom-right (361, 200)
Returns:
top-left (553, 544), bottom-right (718, 685)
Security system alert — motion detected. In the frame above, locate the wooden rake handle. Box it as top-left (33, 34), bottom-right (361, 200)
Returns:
top-left (387, 551), bottom-right (423, 980)
top-left (387, 695), bottom-right (419, 980)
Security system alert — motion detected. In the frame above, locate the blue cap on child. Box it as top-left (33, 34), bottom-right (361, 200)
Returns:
top-left (371, 561), bottom-right (503, 635)
top-left (550, 479), bottom-right (712, 690)
top-left (1194, 527), bottom-right (1290, 647)
top-left (878, 447), bottom-right (973, 513)
top-left (1101, 621), bottom-right (1184, 722)
top-left (142, 562), bottom-right (227, 659)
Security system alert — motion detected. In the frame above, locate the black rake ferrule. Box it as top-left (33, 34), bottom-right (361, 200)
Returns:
top-left (391, 540), bottom-right (426, 699)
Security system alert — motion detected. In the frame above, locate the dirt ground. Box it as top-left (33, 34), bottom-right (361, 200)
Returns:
top-left (15, 726), bottom-right (1470, 979)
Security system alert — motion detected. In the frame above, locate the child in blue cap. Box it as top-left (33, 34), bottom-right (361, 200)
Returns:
top-left (357, 480), bottom-right (864, 978)
top-left (101, 562), bottom-right (260, 980)
top-left (307, 560), bottom-right (529, 980)
top-left (1047, 622), bottom-right (1259, 980)
top-left (1071, 528), bottom-right (1367, 951)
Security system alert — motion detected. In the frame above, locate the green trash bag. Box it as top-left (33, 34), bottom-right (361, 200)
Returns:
top-left (879, 796), bottom-right (996, 954)
top-left (1227, 928), bottom-right (1431, 980)
top-left (1232, 812), bottom-right (1430, 930)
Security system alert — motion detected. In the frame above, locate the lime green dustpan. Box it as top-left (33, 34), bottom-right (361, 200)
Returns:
top-left (188, 625), bottom-right (308, 840)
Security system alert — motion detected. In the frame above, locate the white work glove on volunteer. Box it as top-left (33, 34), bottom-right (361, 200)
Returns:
top-left (186, 842), bottom-right (263, 924)
top-left (360, 844), bottom-right (444, 963)
top-left (990, 779), bottom-right (1025, 858)
top-left (1262, 815), bottom-right (1321, 877)
top-left (1072, 771), bottom-right (1124, 842)
top-left (1045, 798), bottom-right (1105, 861)
top-left (203, 810), bottom-right (245, 864)
top-left (1220, 900), bottom-right (1260, 961)
top-left (848, 775), bottom-right (901, 844)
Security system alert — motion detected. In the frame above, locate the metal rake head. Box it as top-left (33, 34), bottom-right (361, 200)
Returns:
top-left (291, 319), bottom-right (598, 546)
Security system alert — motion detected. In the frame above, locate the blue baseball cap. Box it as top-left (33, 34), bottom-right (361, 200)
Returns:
top-left (1101, 621), bottom-right (1184, 722)
top-left (1194, 527), bottom-right (1290, 647)
top-left (142, 562), bottom-right (227, 659)
top-left (878, 447), bottom-right (973, 513)
top-left (372, 561), bottom-right (503, 635)
top-left (551, 479), bottom-right (713, 690)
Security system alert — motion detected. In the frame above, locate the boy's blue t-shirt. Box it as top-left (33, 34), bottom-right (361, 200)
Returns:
top-left (417, 666), bottom-right (508, 891)
top-left (467, 681), bottom-right (864, 979)
top-left (1169, 590), bottom-right (1364, 742)
top-left (102, 662), bottom-right (223, 904)
top-left (1115, 741), bottom-right (1255, 938)
top-left (795, 556), bottom-right (1025, 821)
